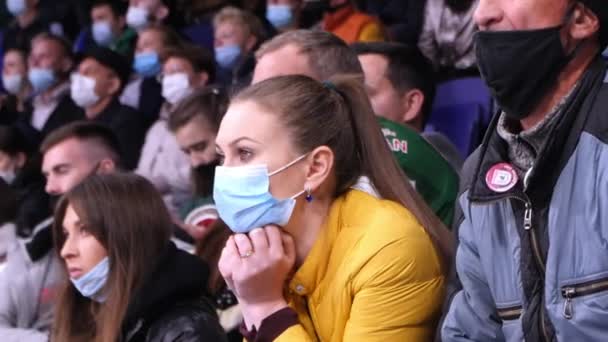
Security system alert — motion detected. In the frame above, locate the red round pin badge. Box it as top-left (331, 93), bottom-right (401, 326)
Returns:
top-left (485, 163), bottom-right (518, 193)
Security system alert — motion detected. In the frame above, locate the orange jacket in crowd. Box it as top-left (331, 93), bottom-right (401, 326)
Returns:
top-left (322, 5), bottom-right (386, 44)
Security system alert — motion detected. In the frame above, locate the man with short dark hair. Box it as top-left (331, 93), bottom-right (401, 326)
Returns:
top-left (0, 121), bottom-right (120, 341)
top-left (352, 41), bottom-right (463, 170)
top-left (26, 33), bottom-right (84, 137)
top-left (3, 0), bottom-right (64, 52)
top-left (442, 1), bottom-right (608, 340)
top-left (71, 46), bottom-right (146, 170)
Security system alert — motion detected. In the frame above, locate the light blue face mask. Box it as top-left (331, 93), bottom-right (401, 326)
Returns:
top-left (92, 21), bottom-right (115, 47)
top-left (6, 0), bottom-right (26, 17)
top-left (133, 51), bottom-right (161, 77)
top-left (70, 257), bottom-right (109, 303)
top-left (28, 68), bottom-right (57, 94)
top-left (213, 155), bottom-right (307, 234)
top-left (266, 4), bottom-right (294, 30)
top-left (215, 44), bottom-right (242, 70)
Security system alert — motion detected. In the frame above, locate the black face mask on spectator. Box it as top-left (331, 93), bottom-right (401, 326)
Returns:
top-left (192, 160), bottom-right (220, 198)
top-left (474, 7), bottom-right (579, 120)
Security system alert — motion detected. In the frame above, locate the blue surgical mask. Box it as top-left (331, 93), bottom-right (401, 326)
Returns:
top-left (213, 155), bottom-right (307, 233)
top-left (266, 4), bottom-right (294, 30)
top-left (6, 0), bottom-right (26, 17)
top-left (28, 68), bottom-right (57, 94)
top-left (215, 44), bottom-right (242, 70)
top-left (133, 51), bottom-right (161, 77)
top-left (92, 21), bottom-right (115, 47)
top-left (71, 257), bottom-right (109, 303)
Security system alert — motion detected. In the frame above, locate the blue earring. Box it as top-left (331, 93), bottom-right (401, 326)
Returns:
top-left (305, 187), bottom-right (313, 203)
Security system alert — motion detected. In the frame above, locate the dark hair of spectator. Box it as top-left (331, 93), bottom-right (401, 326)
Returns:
top-left (256, 30), bottom-right (363, 81)
top-left (234, 74), bottom-right (455, 267)
top-left (0, 125), bottom-right (35, 157)
top-left (0, 178), bottom-right (18, 225)
top-left (168, 86), bottom-right (229, 133)
top-left (163, 44), bottom-right (217, 83)
top-left (445, 0), bottom-right (476, 13)
top-left (52, 173), bottom-right (173, 342)
top-left (351, 42), bottom-right (437, 124)
top-left (91, 0), bottom-right (128, 17)
top-left (40, 121), bottom-right (122, 167)
top-left (142, 24), bottom-right (187, 58)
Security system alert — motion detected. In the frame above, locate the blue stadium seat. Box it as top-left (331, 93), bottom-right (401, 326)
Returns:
top-left (425, 103), bottom-right (485, 159)
top-left (182, 22), bottom-right (214, 51)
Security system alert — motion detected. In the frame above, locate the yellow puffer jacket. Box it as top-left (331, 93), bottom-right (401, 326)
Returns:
top-left (277, 189), bottom-right (445, 341)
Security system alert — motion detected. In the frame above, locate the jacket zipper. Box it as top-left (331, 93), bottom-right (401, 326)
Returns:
top-left (561, 277), bottom-right (608, 320)
top-left (522, 201), bottom-right (550, 342)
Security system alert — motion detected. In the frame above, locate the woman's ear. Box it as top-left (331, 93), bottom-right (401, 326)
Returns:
top-left (304, 146), bottom-right (334, 193)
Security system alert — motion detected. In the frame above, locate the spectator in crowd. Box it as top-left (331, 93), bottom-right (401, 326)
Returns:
top-left (253, 30), bottom-right (459, 226)
top-left (442, 1), bottom-right (608, 341)
top-left (216, 74), bottom-right (452, 340)
top-left (356, 0), bottom-right (426, 46)
top-left (3, 0), bottom-right (63, 51)
top-left (265, 0), bottom-right (303, 32)
top-left (418, 0), bottom-right (478, 78)
top-left (26, 33), bottom-right (84, 137)
top-left (252, 29), bottom-right (361, 83)
top-left (352, 42), bottom-right (461, 226)
top-left (126, 0), bottom-right (170, 31)
top-left (0, 179), bottom-right (17, 272)
top-left (352, 42), bottom-right (463, 170)
top-left (1, 48), bottom-right (31, 125)
top-left (0, 121), bottom-right (120, 341)
top-left (213, 6), bottom-right (264, 89)
top-left (167, 87), bottom-right (241, 340)
top-left (75, 0), bottom-right (138, 58)
top-left (137, 44), bottom-right (215, 217)
top-left (71, 47), bottom-right (146, 170)
top-left (167, 87), bottom-right (227, 241)
top-left (51, 173), bottom-right (227, 341)
top-left (0, 125), bottom-right (49, 238)
top-left (321, 0), bottom-right (385, 43)
top-left (120, 24), bottom-right (184, 127)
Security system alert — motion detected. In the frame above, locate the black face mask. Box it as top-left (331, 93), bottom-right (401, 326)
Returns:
top-left (475, 24), bottom-right (577, 120)
top-left (192, 160), bottom-right (220, 198)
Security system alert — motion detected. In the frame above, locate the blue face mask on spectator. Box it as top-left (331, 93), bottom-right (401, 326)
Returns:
top-left (71, 257), bottom-right (109, 302)
top-left (28, 68), bottom-right (57, 94)
top-left (92, 21), bottom-right (115, 47)
top-left (213, 154), bottom-right (307, 233)
top-left (6, 0), bottom-right (26, 17)
top-left (266, 4), bottom-right (294, 30)
top-left (215, 44), bottom-right (242, 70)
top-left (133, 51), bottom-right (161, 77)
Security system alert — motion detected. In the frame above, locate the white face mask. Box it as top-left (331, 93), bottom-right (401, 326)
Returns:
top-left (126, 6), bottom-right (149, 30)
top-left (162, 73), bottom-right (191, 105)
top-left (70, 73), bottom-right (100, 108)
top-left (2, 74), bottom-right (24, 95)
top-left (0, 169), bottom-right (16, 184)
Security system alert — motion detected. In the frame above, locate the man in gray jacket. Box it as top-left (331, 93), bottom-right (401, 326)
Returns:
top-left (442, 0), bottom-right (608, 341)
top-left (0, 122), bottom-right (121, 341)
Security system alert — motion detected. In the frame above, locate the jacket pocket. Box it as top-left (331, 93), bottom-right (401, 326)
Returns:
top-left (561, 276), bottom-right (608, 320)
top-left (497, 304), bottom-right (524, 341)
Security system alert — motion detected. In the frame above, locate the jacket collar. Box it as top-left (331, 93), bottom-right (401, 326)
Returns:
top-left (469, 56), bottom-right (608, 204)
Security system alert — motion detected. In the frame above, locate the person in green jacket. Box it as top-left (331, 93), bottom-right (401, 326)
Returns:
top-left (353, 41), bottom-right (460, 226)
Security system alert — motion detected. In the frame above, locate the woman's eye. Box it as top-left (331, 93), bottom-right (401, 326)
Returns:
top-left (238, 149), bottom-right (253, 162)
